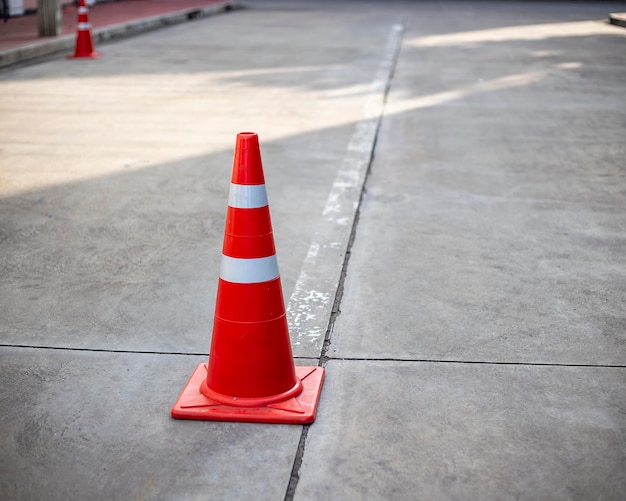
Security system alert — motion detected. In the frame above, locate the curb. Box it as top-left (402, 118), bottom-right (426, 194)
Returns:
top-left (0, 0), bottom-right (238, 69)
top-left (608, 12), bottom-right (626, 28)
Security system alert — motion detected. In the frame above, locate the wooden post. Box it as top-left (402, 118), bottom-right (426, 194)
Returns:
top-left (38, 0), bottom-right (61, 37)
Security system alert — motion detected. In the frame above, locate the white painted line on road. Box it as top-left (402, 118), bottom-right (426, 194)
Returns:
top-left (287, 24), bottom-right (405, 358)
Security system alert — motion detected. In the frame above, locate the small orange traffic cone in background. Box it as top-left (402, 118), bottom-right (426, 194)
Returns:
top-left (171, 132), bottom-right (325, 424)
top-left (68, 0), bottom-right (102, 59)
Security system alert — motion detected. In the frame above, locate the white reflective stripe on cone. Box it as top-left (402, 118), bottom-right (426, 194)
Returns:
top-left (79, 7), bottom-right (88, 14)
top-left (78, 23), bottom-right (91, 30)
top-left (220, 255), bottom-right (279, 284)
top-left (228, 183), bottom-right (268, 209)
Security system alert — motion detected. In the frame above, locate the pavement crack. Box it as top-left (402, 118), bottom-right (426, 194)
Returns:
top-left (284, 424), bottom-right (310, 501)
top-left (0, 344), bottom-right (207, 357)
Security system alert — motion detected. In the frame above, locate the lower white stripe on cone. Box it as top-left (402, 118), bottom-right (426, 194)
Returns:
top-left (228, 183), bottom-right (268, 209)
top-left (78, 23), bottom-right (91, 30)
top-left (220, 255), bottom-right (279, 284)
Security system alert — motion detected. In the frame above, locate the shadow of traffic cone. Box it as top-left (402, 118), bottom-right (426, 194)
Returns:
top-left (171, 132), bottom-right (325, 424)
top-left (68, 0), bottom-right (102, 59)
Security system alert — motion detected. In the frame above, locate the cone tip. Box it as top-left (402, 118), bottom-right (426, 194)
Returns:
top-left (232, 132), bottom-right (264, 185)
top-left (236, 132), bottom-right (259, 150)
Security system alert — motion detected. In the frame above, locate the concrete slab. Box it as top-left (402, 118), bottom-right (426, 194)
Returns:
top-left (2, 1), bottom-right (625, 499)
top-left (0, 5), bottom-right (399, 354)
top-left (328, 6), bottom-right (626, 365)
top-left (0, 347), bottom-right (303, 500)
top-left (296, 359), bottom-right (626, 500)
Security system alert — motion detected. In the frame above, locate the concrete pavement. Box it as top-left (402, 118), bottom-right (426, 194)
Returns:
top-left (299, 2), bottom-right (626, 499)
top-left (1, 1), bottom-right (625, 499)
top-left (0, 2), bottom-right (404, 498)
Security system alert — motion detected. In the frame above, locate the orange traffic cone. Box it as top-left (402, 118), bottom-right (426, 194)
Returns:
top-left (171, 132), bottom-right (325, 424)
top-left (68, 0), bottom-right (102, 59)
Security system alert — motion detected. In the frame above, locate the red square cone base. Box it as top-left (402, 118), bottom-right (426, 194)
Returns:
top-left (171, 364), bottom-right (325, 424)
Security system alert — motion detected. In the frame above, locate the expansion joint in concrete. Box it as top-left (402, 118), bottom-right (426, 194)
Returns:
top-left (284, 23), bottom-right (405, 501)
top-left (0, 344), bottom-right (207, 357)
top-left (323, 356), bottom-right (626, 369)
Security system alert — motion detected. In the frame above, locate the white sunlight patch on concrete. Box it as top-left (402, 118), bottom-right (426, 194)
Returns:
top-left (385, 71), bottom-right (546, 114)
top-left (405, 20), bottom-right (624, 47)
top-left (0, 63), bottom-right (365, 197)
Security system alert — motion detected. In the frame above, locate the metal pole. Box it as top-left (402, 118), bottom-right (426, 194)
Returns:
top-left (37, 0), bottom-right (62, 37)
